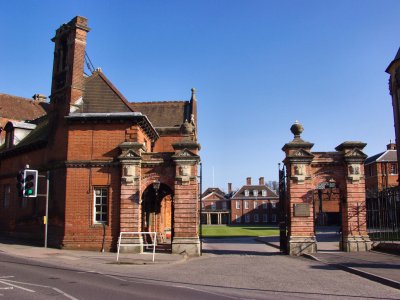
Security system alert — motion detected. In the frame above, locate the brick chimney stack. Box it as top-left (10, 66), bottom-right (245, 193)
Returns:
top-left (259, 177), bottom-right (265, 185)
top-left (246, 177), bottom-right (252, 185)
top-left (387, 143), bottom-right (397, 150)
top-left (50, 16), bottom-right (90, 115)
top-left (228, 183), bottom-right (232, 194)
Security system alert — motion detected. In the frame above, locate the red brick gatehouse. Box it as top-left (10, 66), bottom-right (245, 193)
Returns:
top-left (0, 16), bottom-right (201, 255)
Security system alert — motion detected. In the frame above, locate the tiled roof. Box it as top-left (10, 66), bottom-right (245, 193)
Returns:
top-left (232, 185), bottom-right (279, 199)
top-left (129, 101), bottom-right (189, 128)
top-left (365, 150), bottom-right (397, 165)
top-left (0, 93), bottom-right (49, 122)
top-left (79, 72), bottom-right (133, 113)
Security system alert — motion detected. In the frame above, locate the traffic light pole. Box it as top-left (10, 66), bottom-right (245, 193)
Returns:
top-left (38, 171), bottom-right (50, 248)
top-left (44, 171), bottom-right (49, 248)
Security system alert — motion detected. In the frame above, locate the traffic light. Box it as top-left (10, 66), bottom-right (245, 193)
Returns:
top-left (23, 170), bottom-right (38, 197)
top-left (16, 171), bottom-right (24, 197)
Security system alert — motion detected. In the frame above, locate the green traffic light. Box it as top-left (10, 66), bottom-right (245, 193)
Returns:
top-left (27, 189), bottom-right (33, 195)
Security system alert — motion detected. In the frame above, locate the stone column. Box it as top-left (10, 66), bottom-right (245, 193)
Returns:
top-left (172, 141), bottom-right (201, 256)
top-left (282, 121), bottom-right (316, 256)
top-left (118, 142), bottom-right (145, 253)
top-left (336, 142), bottom-right (372, 252)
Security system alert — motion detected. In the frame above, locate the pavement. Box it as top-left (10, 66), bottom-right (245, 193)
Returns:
top-left (0, 233), bottom-right (399, 291)
top-left (258, 229), bottom-right (400, 290)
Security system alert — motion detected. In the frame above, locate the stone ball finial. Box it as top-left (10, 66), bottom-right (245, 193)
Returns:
top-left (290, 120), bottom-right (304, 138)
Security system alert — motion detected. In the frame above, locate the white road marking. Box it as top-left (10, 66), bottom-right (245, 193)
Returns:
top-left (0, 280), bottom-right (35, 292)
top-left (0, 279), bottom-right (78, 300)
top-left (0, 276), bottom-right (14, 279)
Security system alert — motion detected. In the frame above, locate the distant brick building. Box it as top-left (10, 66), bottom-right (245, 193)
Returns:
top-left (200, 187), bottom-right (231, 225)
top-left (0, 16), bottom-right (201, 255)
top-left (365, 143), bottom-right (398, 195)
top-left (230, 177), bottom-right (279, 224)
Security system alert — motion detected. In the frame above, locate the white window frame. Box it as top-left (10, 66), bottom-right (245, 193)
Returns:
top-left (271, 202), bottom-right (276, 209)
top-left (254, 201), bottom-right (258, 209)
top-left (211, 202), bottom-right (216, 210)
top-left (262, 190), bottom-right (267, 197)
top-left (244, 190), bottom-right (249, 197)
top-left (245, 214), bottom-right (250, 223)
top-left (236, 215), bottom-right (241, 223)
top-left (94, 187), bottom-right (108, 224)
top-left (222, 201), bottom-right (227, 210)
top-left (253, 190), bottom-right (258, 197)
top-left (236, 201), bottom-right (240, 209)
top-left (244, 201), bottom-right (249, 209)
top-left (263, 214), bottom-right (268, 223)
top-left (262, 201), bottom-right (268, 209)
top-left (254, 214), bottom-right (259, 223)
top-left (391, 163), bottom-right (398, 175)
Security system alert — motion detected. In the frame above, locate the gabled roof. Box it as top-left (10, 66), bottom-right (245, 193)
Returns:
top-left (77, 71), bottom-right (133, 113)
top-left (232, 185), bottom-right (278, 199)
top-left (202, 187), bottom-right (226, 199)
top-left (365, 150), bottom-right (397, 165)
top-left (0, 93), bottom-right (49, 122)
top-left (129, 101), bottom-right (190, 128)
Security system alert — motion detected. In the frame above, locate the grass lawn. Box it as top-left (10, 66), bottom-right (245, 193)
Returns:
top-left (200, 225), bottom-right (279, 237)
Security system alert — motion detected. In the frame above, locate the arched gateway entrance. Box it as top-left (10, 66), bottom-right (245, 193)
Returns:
top-left (142, 183), bottom-right (174, 246)
top-left (280, 121), bottom-right (372, 256)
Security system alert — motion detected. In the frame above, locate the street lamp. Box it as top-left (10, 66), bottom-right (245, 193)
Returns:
top-left (152, 180), bottom-right (161, 233)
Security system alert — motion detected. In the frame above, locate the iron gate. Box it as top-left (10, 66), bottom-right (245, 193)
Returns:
top-left (367, 187), bottom-right (400, 243)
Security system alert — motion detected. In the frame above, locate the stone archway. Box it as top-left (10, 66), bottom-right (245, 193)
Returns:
top-left (142, 183), bottom-right (174, 246)
top-left (281, 121), bottom-right (372, 256)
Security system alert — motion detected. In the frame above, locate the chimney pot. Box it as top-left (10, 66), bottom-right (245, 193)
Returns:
top-left (259, 177), bottom-right (265, 185)
top-left (228, 183), bottom-right (232, 194)
top-left (246, 177), bottom-right (251, 185)
top-left (32, 94), bottom-right (47, 103)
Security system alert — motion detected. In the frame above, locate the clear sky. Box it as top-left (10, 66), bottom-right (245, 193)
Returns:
top-left (0, 1), bottom-right (399, 192)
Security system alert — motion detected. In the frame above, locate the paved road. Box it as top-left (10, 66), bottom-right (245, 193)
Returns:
top-left (0, 253), bottom-right (229, 299)
top-left (0, 238), bottom-right (399, 299)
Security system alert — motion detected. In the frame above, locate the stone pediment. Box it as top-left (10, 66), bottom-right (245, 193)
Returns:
top-left (344, 148), bottom-right (367, 159)
top-left (118, 149), bottom-right (141, 160)
top-left (288, 149), bottom-right (314, 161)
top-left (173, 149), bottom-right (198, 158)
top-left (293, 149), bottom-right (313, 157)
top-left (172, 149), bottom-right (200, 164)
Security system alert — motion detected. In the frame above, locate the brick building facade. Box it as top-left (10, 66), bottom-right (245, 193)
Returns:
top-left (0, 16), bottom-right (201, 255)
top-left (365, 143), bottom-right (398, 195)
top-left (200, 187), bottom-right (231, 225)
top-left (230, 177), bottom-right (279, 224)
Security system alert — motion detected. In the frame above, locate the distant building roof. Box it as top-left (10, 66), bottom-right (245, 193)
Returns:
top-left (232, 185), bottom-right (278, 199)
top-left (365, 150), bottom-right (397, 165)
top-left (202, 187), bottom-right (226, 199)
top-left (0, 93), bottom-right (49, 122)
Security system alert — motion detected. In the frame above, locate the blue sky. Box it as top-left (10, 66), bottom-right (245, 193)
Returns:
top-left (0, 1), bottom-right (399, 191)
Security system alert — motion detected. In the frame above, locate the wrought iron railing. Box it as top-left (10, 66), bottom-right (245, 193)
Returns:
top-left (366, 187), bottom-right (400, 243)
